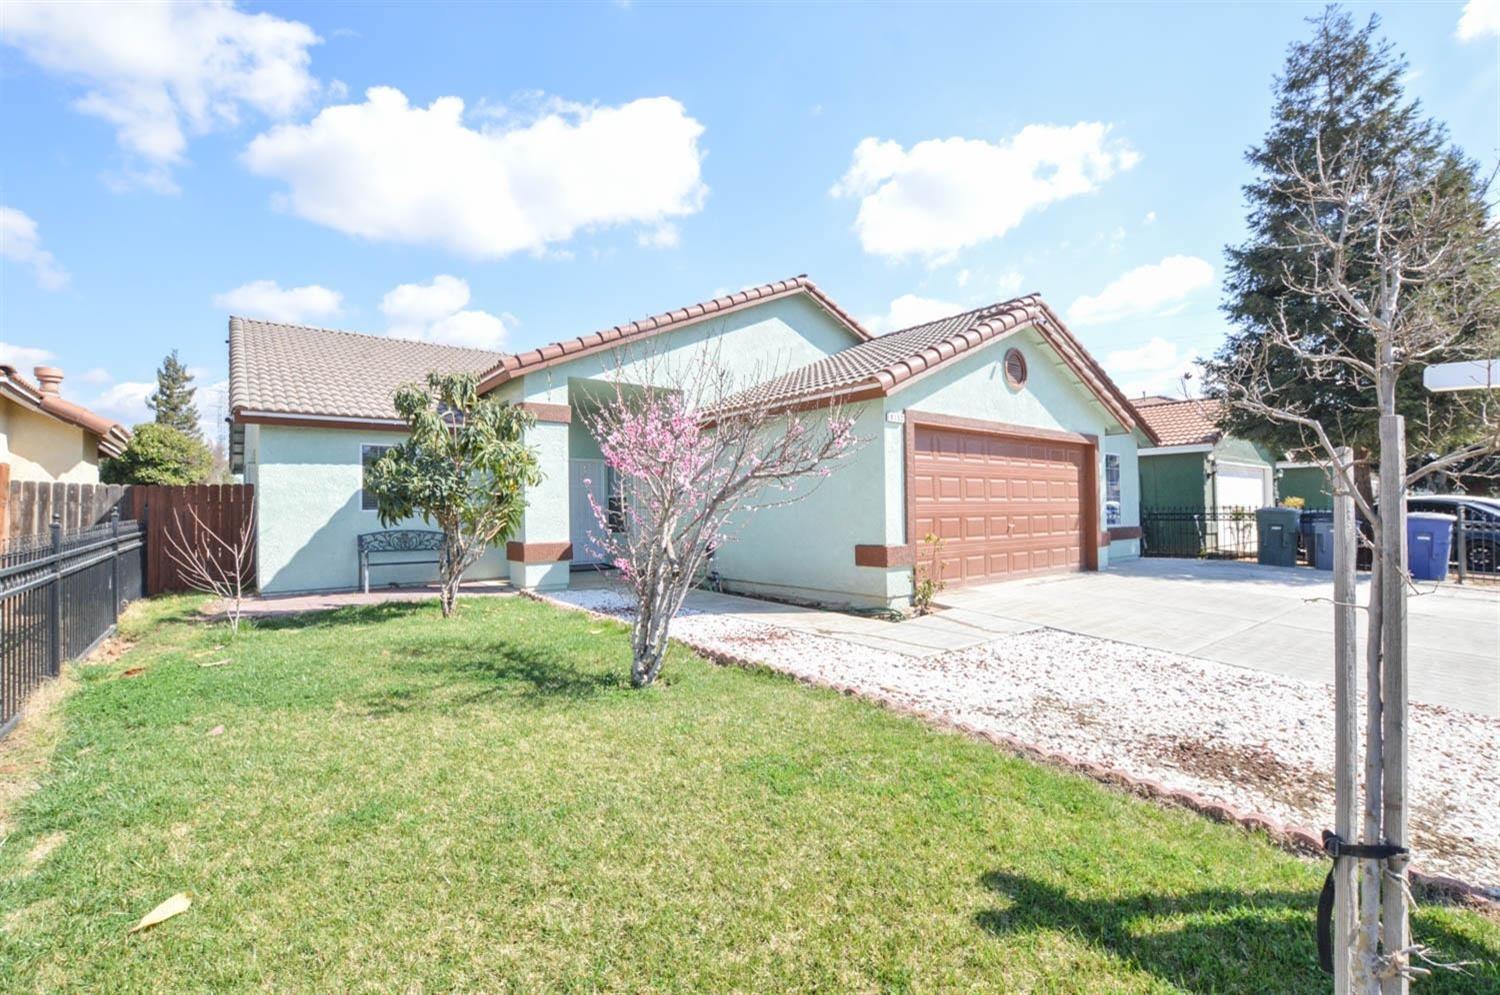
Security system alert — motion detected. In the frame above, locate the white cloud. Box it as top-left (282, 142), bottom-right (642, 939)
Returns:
top-left (637, 222), bottom-right (680, 249)
top-left (1143, 210), bottom-right (1157, 225)
top-left (1104, 336), bottom-right (1204, 399)
top-left (89, 380), bottom-right (154, 427)
top-left (1457, 0), bottom-right (1500, 40)
top-left (0, 340), bottom-right (56, 366)
top-left (380, 275), bottom-right (511, 350)
top-left (244, 86), bottom-right (707, 258)
top-left (0, 206), bottom-right (69, 290)
top-left (830, 123), bottom-right (1138, 261)
top-left (955, 268), bottom-right (971, 289)
top-left (861, 293), bottom-right (963, 335)
top-left (996, 270), bottom-right (1026, 297)
top-left (2, 1), bottom-right (321, 191)
top-left (77, 366), bottom-right (113, 384)
top-left (213, 279), bottom-right (342, 323)
top-left (1066, 255), bottom-right (1214, 326)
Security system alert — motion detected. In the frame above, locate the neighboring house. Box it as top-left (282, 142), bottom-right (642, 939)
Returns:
top-left (1133, 396), bottom-right (1278, 514)
top-left (229, 276), bottom-right (1155, 608)
top-left (0, 364), bottom-right (129, 484)
top-left (1277, 460), bottom-right (1334, 507)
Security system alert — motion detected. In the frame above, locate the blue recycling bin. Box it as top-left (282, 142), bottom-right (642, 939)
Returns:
top-left (1311, 520), bottom-right (1334, 571)
top-left (1407, 512), bottom-right (1456, 582)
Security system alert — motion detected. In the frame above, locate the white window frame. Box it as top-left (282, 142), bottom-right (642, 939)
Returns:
top-left (360, 442), bottom-right (396, 512)
top-left (1104, 452), bottom-right (1123, 527)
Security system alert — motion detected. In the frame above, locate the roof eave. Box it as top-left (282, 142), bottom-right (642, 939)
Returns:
top-left (476, 277), bottom-right (871, 395)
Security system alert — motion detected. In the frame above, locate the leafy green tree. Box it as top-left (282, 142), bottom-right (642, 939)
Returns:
top-left (148, 350), bottom-right (200, 437)
top-left (365, 373), bottom-right (542, 617)
top-left (102, 423), bottom-right (213, 484)
top-left (1210, 6), bottom-right (1495, 494)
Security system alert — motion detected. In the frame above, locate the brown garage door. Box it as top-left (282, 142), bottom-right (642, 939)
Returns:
top-left (911, 423), bottom-right (1088, 586)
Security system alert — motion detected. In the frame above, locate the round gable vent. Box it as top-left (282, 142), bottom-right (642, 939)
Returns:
top-left (1003, 348), bottom-right (1028, 389)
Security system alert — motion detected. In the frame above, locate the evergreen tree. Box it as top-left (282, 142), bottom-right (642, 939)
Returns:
top-left (1210, 6), bottom-right (1494, 484)
top-left (148, 349), bottom-right (200, 437)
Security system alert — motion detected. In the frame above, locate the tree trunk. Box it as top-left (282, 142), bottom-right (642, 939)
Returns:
top-left (438, 531), bottom-right (463, 618)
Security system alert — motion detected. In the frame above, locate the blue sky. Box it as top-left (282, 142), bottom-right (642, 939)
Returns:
top-left (2, 1), bottom-right (1496, 444)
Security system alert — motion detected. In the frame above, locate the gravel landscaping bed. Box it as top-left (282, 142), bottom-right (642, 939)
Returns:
top-left (546, 586), bottom-right (1500, 895)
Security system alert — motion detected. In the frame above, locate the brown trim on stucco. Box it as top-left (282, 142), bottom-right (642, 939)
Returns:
top-left (516, 402), bottom-right (571, 424)
top-left (854, 544), bottom-right (914, 568)
top-left (506, 541), bottom-right (573, 563)
top-left (903, 410), bottom-right (1101, 577)
top-left (233, 412), bottom-right (407, 432)
top-left (1108, 525), bottom-right (1143, 541)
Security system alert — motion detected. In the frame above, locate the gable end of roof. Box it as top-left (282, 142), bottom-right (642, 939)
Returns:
top-left (475, 275), bottom-right (871, 392)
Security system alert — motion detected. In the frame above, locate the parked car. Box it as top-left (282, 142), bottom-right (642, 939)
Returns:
top-left (1405, 495), bottom-right (1500, 576)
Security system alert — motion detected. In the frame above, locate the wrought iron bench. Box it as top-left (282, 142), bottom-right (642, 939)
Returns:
top-left (356, 530), bottom-right (445, 593)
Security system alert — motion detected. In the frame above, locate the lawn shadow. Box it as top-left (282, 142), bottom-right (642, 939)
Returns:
top-left (361, 640), bottom-right (626, 715)
top-left (249, 601), bottom-right (435, 631)
top-left (975, 870), bottom-right (1497, 995)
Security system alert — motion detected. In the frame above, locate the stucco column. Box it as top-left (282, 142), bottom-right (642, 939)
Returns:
top-left (508, 419), bottom-right (571, 589)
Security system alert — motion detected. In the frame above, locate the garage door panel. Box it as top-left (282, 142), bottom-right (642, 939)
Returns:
top-left (911, 424), bottom-right (1087, 587)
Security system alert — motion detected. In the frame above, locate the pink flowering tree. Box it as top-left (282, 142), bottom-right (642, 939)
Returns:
top-left (580, 359), bottom-right (857, 688)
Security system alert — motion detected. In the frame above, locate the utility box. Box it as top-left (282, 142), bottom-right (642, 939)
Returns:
top-left (1407, 512), bottom-right (1457, 582)
top-left (1311, 520), bottom-right (1335, 571)
top-left (1256, 507), bottom-right (1302, 567)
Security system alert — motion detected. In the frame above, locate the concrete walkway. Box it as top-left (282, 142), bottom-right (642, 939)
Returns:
top-left (937, 558), bottom-right (1500, 716)
top-left (568, 572), bottom-right (1035, 657)
top-left (226, 579), bottom-right (514, 618)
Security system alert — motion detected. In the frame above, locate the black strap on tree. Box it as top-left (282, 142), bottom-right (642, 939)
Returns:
top-left (1317, 830), bottom-right (1409, 974)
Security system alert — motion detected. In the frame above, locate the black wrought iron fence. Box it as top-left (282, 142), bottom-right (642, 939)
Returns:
top-left (1140, 506), bottom-right (1264, 559)
top-left (1, 511), bottom-right (145, 737)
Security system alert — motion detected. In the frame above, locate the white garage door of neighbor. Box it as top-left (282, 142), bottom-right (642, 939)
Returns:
top-left (1216, 463), bottom-right (1268, 513)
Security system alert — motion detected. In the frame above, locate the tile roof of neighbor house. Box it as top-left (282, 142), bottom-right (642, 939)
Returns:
top-left (0, 364), bottom-right (130, 457)
top-left (475, 275), bottom-right (871, 392)
top-left (228, 316), bottom-right (505, 423)
top-left (1130, 395), bottom-right (1226, 447)
top-left (714, 295), bottom-right (1155, 441)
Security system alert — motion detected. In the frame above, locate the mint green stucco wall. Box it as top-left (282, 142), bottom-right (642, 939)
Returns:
top-left (503, 293), bottom-right (867, 591)
top-left (1279, 465), bottom-right (1334, 508)
top-left (1140, 452), bottom-right (1210, 510)
top-left (252, 424), bottom-right (508, 594)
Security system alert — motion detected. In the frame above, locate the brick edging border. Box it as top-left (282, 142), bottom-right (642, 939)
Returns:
top-left (522, 590), bottom-right (1498, 909)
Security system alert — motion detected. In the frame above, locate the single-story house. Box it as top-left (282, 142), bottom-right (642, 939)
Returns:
top-left (1133, 396), bottom-right (1279, 514)
top-left (0, 364), bottom-right (130, 485)
top-left (228, 276), bottom-right (1157, 610)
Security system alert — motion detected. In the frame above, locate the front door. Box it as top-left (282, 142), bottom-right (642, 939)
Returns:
top-left (570, 459), bottom-right (608, 565)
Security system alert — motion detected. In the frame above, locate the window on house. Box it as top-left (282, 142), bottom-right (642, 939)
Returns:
top-left (605, 465), bottom-right (626, 532)
top-left (1105, 453), bottom-right (1122, 526)
top-left (361, 444), bottom-right (394, 511)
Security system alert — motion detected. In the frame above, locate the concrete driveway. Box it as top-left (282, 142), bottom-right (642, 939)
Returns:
top-left (936, 558), bottom-right (1500, 716)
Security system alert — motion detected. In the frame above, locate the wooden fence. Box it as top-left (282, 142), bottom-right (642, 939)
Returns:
top-left (0, 479), bottom-right (253, 595)
top-left (1, 478), bottom-right (133, 539)
top-left (129, 485), bottom-right (255, 595)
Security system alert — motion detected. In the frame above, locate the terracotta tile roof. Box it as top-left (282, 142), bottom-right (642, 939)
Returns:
top-left (1131, 396), bottom-right (1225, 447)
top-left (228, 317), bottom-right (505, 423)
top-left (713, 295), bottom-right (1151, 440)
top-left (476, 275), bottom-right (870, 392)
top-left (0, 364), bottom-right (130, 457)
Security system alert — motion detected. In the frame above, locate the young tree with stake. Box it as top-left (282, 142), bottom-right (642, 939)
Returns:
top-left (1209, 10), bottom-right (1499, 992)
top-left (365, 372), bottom-right (542, 617)
top-left (579, 351), bottom-right (857, 688)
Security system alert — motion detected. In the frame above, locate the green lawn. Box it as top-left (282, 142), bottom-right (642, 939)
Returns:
top-left (2, 595), bottom-right (1496, 993)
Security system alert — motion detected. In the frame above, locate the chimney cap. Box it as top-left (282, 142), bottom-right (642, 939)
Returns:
top-left (34, 366), bottom-right (64, 395)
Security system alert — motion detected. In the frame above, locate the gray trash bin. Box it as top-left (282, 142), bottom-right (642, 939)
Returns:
top-left (1311, 520), bottom-right (1334, 571)
top-left (1256, 507), bottom-right (1302, 567)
